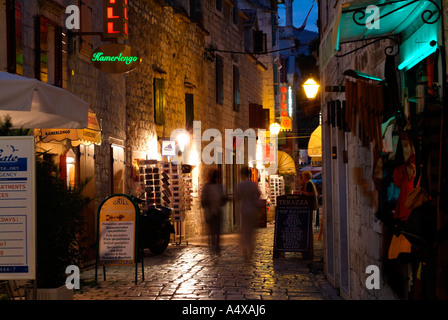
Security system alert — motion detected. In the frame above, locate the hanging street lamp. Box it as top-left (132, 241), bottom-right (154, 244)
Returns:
top-left (303, 78), bottom-right (320, 99)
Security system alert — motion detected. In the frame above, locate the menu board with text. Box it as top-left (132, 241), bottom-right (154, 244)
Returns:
top-left (273, 194), bottom-right (313, 259)
top-left (0, 136), bottom-right (35, 280)
top-left (97, 195), bottom-right (138, 266)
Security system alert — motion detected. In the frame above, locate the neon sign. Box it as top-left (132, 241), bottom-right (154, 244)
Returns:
top-left (91, 44), bottom-right (141, 74)
top-left (92, 52), bottom-right (138, 65)
top-left (280, 86), bottom-right (292, 131)
top-left (280, 86), bottom-right (288, 117)
top-left (103, 0), bottom-right (128, 39)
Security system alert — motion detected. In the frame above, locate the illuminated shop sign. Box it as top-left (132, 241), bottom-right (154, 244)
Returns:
top-left (280, 86), bottom-right (288, 118)
top-left (91, 44), bottom-right (141, 74)
top-left (280, 86), bottom-right (292, 131)
top-left (103, 0), bottom-right (128, 39)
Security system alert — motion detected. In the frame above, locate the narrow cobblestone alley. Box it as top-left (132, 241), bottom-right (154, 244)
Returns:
top-left (75, 223), bottom-right (340, 301)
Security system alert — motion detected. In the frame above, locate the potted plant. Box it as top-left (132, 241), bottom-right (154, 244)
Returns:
top-left (30, 155), bottom-right (91, 299)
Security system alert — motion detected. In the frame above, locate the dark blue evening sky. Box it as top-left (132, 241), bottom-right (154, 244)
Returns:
top-left (278, 0), bottom-right (318, 32)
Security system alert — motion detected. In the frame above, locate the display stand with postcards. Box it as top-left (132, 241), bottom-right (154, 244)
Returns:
top-left (138, 160), bottom-right (161, 208)
top-left (269, 174), bottom-right (285, 207)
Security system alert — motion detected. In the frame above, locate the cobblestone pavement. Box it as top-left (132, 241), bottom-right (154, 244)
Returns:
top-left (74, 223), bottom-right (341, 300)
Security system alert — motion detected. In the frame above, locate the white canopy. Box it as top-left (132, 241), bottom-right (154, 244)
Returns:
top-left (0, 71), bottom-right (89, 129)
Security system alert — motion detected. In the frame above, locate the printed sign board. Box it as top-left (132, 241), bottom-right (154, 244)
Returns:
top-left (162, 140), bottom-right (176, 156)
top-left (97, 194), bottom-right (139, 266)
top-left (273, 194), bottom-right (313, 259)
top-left (0, 136), bottom-right (35, 280)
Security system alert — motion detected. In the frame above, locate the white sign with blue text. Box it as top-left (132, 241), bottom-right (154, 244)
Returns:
top-left (0, 136), bottom-right (35, 280)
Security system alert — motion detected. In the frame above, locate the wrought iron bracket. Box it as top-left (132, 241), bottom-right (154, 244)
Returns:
top-left (335, 36), bottom-right (400, 58)
top-left (204, 45), bottom-right (216, 62)
top-left (347, 0), bottom-right (441, 26)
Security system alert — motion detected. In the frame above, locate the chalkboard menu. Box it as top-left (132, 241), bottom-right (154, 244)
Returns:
top-left (273, 194), bottom-right (313, 259)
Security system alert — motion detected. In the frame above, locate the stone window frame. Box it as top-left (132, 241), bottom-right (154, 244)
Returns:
top-left (215, 54), bottom-right (224, 105)
top-left (154, 77), bottom-right (165, 126)
top-left (79, 0), bottom-right (94, 57)
top-left (1, 0), bottom-right (24, 75)
top-left (214, 0), bottom-right (224, 19)
top-left (232, 64), bottom-right (240, 112)
top-left (216, 0), bottom-right (223, 13)
top-left (35, 14), bottom-right (64, 87)
top-left (232, 0), bottom-right (238, 25)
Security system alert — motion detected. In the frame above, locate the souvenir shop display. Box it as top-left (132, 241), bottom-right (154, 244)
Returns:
top-left (269, 175), bottom-right (285, 207)
top-left (138, 159), bottom-right (161, 208)
top-left (138, 160), bottom-right (192, 245)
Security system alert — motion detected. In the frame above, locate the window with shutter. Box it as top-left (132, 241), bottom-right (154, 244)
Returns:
top-left (233, 65), bottom-right (240, 111)
top-left (80, 0), bottom-right (94, 56)
top-left (154, 78), bottom-right (165, 125)
top-left (253, 30), bottom-right (266, 54)
top-left (263, 108), bottom-right (270, 130)
top-left (4, 0), bottom-right (23, 75)
top-left (232, 0), bottom-right (238, 25)
top-left (185, 93), bottom-right (194, 132)
top-left (216, 55), bottom-right (223, 105)
top-left (216, 0), bottom-right (222, 12)
top-left (249, 103), bottom-right (265, 128)
top-left (279, 55), bottom-right (288, 83)
top-left (35, 15), bottom-right (64, 87)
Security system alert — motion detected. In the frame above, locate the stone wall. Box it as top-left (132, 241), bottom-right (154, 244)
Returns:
top-left (125, 0), bottom-right (209, 238)
top-left (64, 0), bottom-right (127, 210)
top-left (319, 0), bottom-right (399, 300)
top-left (2, 0), bottom-right (268, 242)
top-left (123, 0), bottom-right (266, 238)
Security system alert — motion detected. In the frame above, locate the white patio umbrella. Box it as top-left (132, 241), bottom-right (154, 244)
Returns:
top-left (0, 71), bottom-right (89, 129)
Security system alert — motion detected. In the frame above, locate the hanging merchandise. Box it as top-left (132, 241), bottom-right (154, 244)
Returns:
top-left (416, 84), bottom-right (425, 114)
top-left (388, 233), bottom-right (412, 260)
top-left (393, 161), bottom-right (416, 221)
top-left (382, 117), bottom-right (396, 154)
top-left (400, 132), bottom-right (415, 163)
top-left (402, 88), bottom-right (411, 131)
top-left (345, 79), bottom-right (384, 152)
top-left (405, 187), bottom-right (429, 212)
top-left (402, 188), bottom-right (434, 247)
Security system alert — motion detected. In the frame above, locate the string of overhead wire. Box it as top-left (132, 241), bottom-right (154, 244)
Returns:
top-left (274, 135), bottom-right (312, 139)
top-left (207, 42), bottom-right (311, 56)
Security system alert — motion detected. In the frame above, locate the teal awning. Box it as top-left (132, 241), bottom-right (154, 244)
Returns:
top-left (336, 0), bottom-right (440, 44)
top-left (320, 0), bottom-right (441, 70)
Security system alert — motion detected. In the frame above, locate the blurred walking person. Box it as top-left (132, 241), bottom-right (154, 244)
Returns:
top-left (300, 170), bottom-right (319, 231)
top-left (236, 166), bottom-right (261, 260)
top-left (201, 168), bottom-right (227, 255)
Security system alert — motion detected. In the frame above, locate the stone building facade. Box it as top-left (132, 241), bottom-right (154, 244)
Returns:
top-left (318, 0), bottom-right (447, 300)
top-left (123, 0), bottom-right (270, 238)
top-left (1, 0), bottom-right (273, 257)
